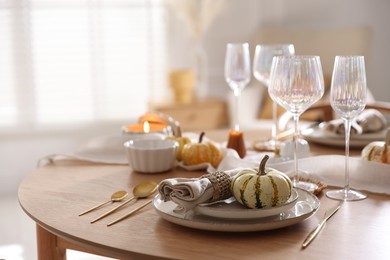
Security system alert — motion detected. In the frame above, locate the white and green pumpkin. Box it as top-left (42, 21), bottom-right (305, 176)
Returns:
top-left (231, 155), bottom-right (292, 209)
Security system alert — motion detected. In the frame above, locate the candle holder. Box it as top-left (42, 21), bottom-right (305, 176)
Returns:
top-left (226, 129), bottom-right (246, 158)
top-left (139, 112), bottom-right (182, 137)
top-left (122, 121), bottom-right (170, 136)
top-left (122, 112), bottom-right (182, 138)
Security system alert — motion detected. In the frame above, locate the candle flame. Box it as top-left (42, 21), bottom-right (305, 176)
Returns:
top-left (143, 121), bottom-right (150, 133)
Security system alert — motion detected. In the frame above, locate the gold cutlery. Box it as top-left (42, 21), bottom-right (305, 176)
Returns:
top-left (107, 199), bottom-right (153, 226)
top-left (79, 190), bottom-right (128, 216)
top-left (90, 181), bottom-right (158, 223)
top-left (302, 201), bottom-right (343, 248)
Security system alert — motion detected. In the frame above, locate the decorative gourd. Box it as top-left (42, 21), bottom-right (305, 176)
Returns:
top-left (361, 128), bottom-right (390, 164)
top-left (165, 136), bottom-right (191, 161)
top-left (231, 155), bottom-right (292, 209)
top-left (181, 132), bottom-right (223, 168)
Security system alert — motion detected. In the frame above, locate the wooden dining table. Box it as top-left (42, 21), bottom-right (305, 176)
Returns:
top-left (18, 128), bottom-right (390, 260)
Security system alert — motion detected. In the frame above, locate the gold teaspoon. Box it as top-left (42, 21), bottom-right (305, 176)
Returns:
top-left (90, 181), bottom-right (158, 223)
top-left (79, 190), bottom-right (128, 216)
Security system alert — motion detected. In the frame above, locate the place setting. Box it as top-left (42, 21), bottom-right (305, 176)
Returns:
top-left (301, 108), bottom-right (388, 148)
top-left (154, 155), bottom-right (321, 232)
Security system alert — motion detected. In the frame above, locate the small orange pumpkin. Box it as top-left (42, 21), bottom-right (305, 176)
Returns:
top-left (181, 132), bottom-right (222, 168)
top-left (165, 135), bottom-right (191, 161)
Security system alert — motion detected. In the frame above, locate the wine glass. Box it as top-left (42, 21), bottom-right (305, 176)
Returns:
top-left (253, 44), bottom-right (295, 150)
top-left (268, 56), bottom-right (325, 190)
top-left (326, 56), bottom-right (367, 201)
top-left (224, 43), bottom-right (251, 131)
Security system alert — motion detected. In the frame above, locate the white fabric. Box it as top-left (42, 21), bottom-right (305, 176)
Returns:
top-left (159, 177), bottom-right (214, 212)
top-left (37, 134), bottom-right (164, 166)
top-left (270, 155), bottom-right (390, 195)
top-left (158, 167), bottom-right (241, 212)
top-left (37, 135), bottom-right (128, 166)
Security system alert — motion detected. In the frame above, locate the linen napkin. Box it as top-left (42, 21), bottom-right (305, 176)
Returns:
top-left (37, 134), bottom-right (164, 166)
top-left (37, 135), bottom-right (128, 166)
top-left (158, 166), bottom-right (242, 213)
top-left (320, 109), bottom-right (387, 135)
top-left (159, 177), bottom-right (215, 212)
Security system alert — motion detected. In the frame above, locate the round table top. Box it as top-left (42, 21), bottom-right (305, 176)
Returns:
top-left (18, 129), bottom-right (389, 259)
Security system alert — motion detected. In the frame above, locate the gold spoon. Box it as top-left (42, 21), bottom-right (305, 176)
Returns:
top-left (79, 190), bottom-right (128, 216)
top-left (90, 181), bottom-right (158, 223)
top-left (107, 197), bottom-right (155, 226)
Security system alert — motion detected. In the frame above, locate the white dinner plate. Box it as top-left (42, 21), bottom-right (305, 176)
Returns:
top-left (301, 125), bottom-right (386, 148)
top-left (194, 189), bottom-right (299, 220)
top-left (153, 188), bottom-right (320, 232)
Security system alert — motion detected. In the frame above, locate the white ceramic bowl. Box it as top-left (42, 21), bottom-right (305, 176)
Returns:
top-left (124, 139), bottom-right (178, 173)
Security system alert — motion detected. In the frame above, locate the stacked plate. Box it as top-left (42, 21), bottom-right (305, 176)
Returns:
top-left (153, 188), bottom-right (320, 232)
top-left (302, 125), bottom-right (387, 148)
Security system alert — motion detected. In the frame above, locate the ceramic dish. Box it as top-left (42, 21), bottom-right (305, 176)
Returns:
top-left (124, 139), bottom-right (178, 173)
top-left (301, 125), bottom-right (386, 148)
top-left (153, 188), bottom-right (319, 232)
top-left (194, 188), bottom-right (299, 220)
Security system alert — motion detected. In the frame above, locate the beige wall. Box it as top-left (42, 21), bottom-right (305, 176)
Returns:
top-left (168, 0), bottom-right (390, 102)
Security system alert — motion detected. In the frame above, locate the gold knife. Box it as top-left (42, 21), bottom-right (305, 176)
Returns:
top-left (302, 201), bottom-right (343, 248)
top-left (107, 199), bottom-right (153, 226)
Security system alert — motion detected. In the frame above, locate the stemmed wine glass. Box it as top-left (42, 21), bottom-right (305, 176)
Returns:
top-left (253, 44), bottom-right (295, 150)
top-left (224, 43), bottom-right (251, 132)
top-left (326, 56), bottom-right (367, 201)
top-left (269, 56), bottom-right (325, 190)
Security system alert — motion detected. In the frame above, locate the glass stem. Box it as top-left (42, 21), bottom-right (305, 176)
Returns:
top-left (233, 88), bottom-right (241, 132)
top-left (293, 114), bottom-right (300, 187)
top-left (271, 99), bottom-right (277, 143)
top-left (344, 119), bottom-right (352, 197)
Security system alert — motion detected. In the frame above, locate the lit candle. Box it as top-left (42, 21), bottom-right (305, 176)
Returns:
top-left (226, 129), bottom-right (246, 158)
top-left (122, 121), bottom-right (168, 135)
top-left (143, 121), bottom-right (150, 133)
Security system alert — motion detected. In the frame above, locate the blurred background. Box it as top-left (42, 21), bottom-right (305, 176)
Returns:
top-left (1, 0), bottom-right (390, 259)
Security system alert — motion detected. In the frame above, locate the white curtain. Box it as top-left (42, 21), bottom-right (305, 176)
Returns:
top-left (0, 0), bottom-right (168, 133)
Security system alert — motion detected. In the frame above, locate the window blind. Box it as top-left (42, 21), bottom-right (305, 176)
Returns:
top-left (0, 0), bottom-right (167, 131)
